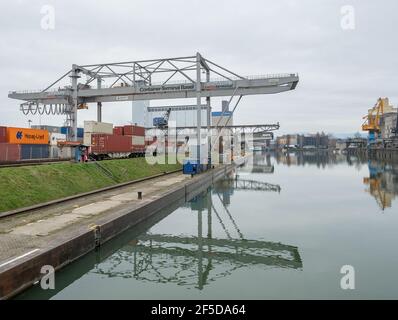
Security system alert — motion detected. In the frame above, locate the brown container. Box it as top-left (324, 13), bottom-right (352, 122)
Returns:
top-left (113, 126), bottom-right (124, 136)
top-left (0, 143), bottom-right (21, 162)
top-left (123, 125), bottom-right (145, 136)
top-left (91, 134), bottom-right (132, 153)
top-left (0, 126), bottom-right (7, 143)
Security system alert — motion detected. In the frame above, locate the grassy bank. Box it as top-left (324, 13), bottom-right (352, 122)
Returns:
top-left (0, 158), bottom-right (181, 212)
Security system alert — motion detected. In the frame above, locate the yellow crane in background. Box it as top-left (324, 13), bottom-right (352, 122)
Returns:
top-left (77, 103), bottom-right (88, 110)
top-left (362, 97), bottom-right (389, 141)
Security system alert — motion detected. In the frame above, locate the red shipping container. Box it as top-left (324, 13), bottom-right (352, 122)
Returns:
top-left (91, 134), bottom-right (132, 153)
top-left (123, 125), bottom-right (145, 136)
top-left (132, 145), bottom-right (146, 153)
top-left (0, 126), bottom-right (7, 143)
top-left (113, 126), bottom-right (124, 135)
top-left (0, 143), bottom-right (21, 162)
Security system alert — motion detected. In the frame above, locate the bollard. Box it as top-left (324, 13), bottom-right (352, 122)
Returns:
top-left (138, 191), bottom-right (142, 199)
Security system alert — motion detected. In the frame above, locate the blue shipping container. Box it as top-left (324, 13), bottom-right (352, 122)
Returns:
top-left (153, 117), bottom-right (167, 127)
top-left (20, 144), bottom-right (49, 160)
top-left (61, 127), bottom-right (84, 138)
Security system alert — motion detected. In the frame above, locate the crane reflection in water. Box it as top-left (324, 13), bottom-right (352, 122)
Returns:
top-left (363, 160), bottom-right (398, 210)
top-left (92, 174), bottom-right (301, 290)
top-left (273, 149), bottom-right (398, 211)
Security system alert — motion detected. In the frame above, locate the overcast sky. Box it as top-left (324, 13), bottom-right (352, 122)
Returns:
top-left (0, 0), bottom-right (397, 135)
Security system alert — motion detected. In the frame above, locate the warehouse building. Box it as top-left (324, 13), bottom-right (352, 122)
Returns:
top-left (380, 109), bottom-right (398, 139)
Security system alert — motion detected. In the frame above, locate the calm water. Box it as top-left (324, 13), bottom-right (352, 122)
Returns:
top-left (17, 152), bottom-right (398, 299)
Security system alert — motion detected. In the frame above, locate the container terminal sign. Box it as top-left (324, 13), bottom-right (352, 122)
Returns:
top-left (139, 84), bottom-right (195, 92)
top-left (138, 82), bottom-right (234, 93)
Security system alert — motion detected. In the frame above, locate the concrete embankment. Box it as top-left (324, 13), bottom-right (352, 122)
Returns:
top-left (0, 161), bottom-right (243, 299)
top-left (347, 148), bottom-right (398, 162)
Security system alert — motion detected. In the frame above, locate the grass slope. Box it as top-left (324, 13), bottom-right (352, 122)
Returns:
top-left (0, 158), bottom-right (181, 212)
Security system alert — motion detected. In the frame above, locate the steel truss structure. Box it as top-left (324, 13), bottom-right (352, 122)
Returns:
top-left (9, 53), bottom-right (298, 162)
top-left (147, 104), bottom-right (208, 113)
top-left (146, 123), bottom-right (279, 135)
top-left (223, 178), bottom-right (281, 192)
top-left (92, 185), bottom-right (298, 289)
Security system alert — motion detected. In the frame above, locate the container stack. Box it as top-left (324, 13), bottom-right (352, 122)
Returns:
top-left (113, 126), bottom-right (124, 135)
top-left (0, 126), bottom-right (50, 162)
top-left (91, 134), bottom-right (132, 153)
top-left (86, 123), bottom-right (146, 156)
top-left (0, 122), bottom-right (147, 162)
top-left (31, 125), bottom-right (62, 133)
top-left (0, 126), bottom-right (7, 143)
top-left (60, 127), bottom-right (84, 142)
top-left (83, 121), bottom-right (113, 146)
top-left (124, 125), bottom-right (145, 153)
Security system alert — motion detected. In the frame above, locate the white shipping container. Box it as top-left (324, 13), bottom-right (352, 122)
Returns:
top-left (83, 133), bottom-right (92, 146)
top-left (50, 146), bottom-right (60, 158)
top-left (59, 146), bottom-right (74, 159)
top-left (132, 135), bottom-right (145, 145)
top-left (84, 121), bottom-right (113, 134)
top-left (49, 133), bottom-right (67, 146)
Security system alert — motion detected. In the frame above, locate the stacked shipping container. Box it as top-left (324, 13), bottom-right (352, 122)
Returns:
top-left (0, 143), bottom-right (21, 162)
top-left (60, 127), bottom-right (84, 138)
top-left (20, 145), bottom-right (49, 160)
top-left (6, 127), bottom-right (49, 145)
top-left (0, 126), bottom-right (7, 143)
top-left (123, 125), bottom-right (145, 136)
top-left (0, 126), bottom-right (51, 162)
top-left (87, 122), bottom-right (146, 156)
top-left (124, 125), bottom-right (145, 153)
top-left (84, 121), bottom-right (113, 146)
top-left (0, 122), bottom-right (146, 162)
top-left (113, 126), bottom-right (124, 135)
top-left (91, 134), bottom-right (132, 153)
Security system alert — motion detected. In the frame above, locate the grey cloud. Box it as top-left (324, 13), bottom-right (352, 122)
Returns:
top-left (0, 0), bottom-right (397, 134)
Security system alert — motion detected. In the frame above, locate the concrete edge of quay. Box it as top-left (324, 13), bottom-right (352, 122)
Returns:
top-left (0, 160), bottom-right (245, 300)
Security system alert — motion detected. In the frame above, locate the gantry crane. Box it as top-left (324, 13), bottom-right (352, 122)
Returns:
top-left (362, 98), bottom-right (389, 142)
top-left (8, 53), bottom-right (299, 164)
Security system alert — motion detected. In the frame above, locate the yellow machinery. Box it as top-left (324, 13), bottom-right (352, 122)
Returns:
top-left (78, 103), bottom-right (88, 110)
top-left (362, 98), bottom-right (388, 141)
top-left (363, 176), bottom-right (391, 210)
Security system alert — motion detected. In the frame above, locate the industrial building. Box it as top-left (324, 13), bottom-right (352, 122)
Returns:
top-left (380, 111), bottom-right (398, 139)
top-left (276, 133), bottom-right (329, 149)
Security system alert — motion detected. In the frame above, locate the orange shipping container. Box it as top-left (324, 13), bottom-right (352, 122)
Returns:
top-left (6, 127), bottom-right (49, 145)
